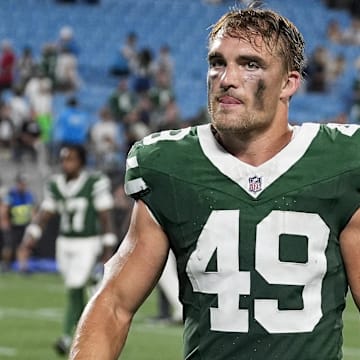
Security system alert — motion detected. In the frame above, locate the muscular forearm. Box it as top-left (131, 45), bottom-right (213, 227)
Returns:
top-left (70, 291), bottom-right (133, 360)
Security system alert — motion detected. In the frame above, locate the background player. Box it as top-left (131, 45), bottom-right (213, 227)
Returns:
top-left (17, 143), bottom-right (117, 356)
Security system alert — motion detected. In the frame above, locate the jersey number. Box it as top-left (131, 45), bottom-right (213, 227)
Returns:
top-left (186, 210), bottom-right (329, 333)
top-left (59, 198), bottom-right (88, 233)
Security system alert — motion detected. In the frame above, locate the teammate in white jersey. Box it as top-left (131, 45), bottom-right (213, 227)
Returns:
top-left (18, 143), bottom-right (117, 356)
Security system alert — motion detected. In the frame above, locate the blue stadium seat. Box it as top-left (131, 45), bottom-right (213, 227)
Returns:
top-left (0, 0), bottom-right (356, 122)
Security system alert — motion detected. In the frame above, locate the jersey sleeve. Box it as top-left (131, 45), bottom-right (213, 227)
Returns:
top-left (124, 127), bottom-right (196, 231)
top-left (92, 174), bottom-right (114, 211)
top-left (124, 142), bottom-right (151, 200)
top-left (40, 177), bottom-right (58, 213)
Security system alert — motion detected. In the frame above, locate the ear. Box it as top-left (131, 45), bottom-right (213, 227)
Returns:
top-left (280, 71), bottom-right (301, 100)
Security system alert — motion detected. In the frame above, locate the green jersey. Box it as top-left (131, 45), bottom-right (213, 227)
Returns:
top-left (42, 171), bottom-right (113, 238)
top-left (125, 123), bottom-right (360, 360)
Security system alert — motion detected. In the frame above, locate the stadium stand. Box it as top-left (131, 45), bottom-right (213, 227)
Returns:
top-left (0, 0), bottom-right (357, 122)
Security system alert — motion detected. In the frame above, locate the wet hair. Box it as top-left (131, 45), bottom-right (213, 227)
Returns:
top-left (60, 143), bottom-right (87, 166)
top-left (208, 5), bottom-right (306, 79)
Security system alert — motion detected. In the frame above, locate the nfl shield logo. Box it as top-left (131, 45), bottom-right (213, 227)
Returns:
top-left (248, 176), bottom-right (262, 193)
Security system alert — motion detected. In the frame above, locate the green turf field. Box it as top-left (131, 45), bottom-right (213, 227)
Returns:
top-left (0, 273), bottom-right (359, 359)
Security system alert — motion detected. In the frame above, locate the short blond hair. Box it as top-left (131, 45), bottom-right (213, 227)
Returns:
top-left (209, 7), bottom-right (306, 78)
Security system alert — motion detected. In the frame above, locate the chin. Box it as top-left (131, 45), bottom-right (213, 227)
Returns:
top-left (212, 114), bottom-right (249, 134)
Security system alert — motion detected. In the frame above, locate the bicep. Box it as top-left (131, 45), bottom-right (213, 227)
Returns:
top-left (101, 199), bottom-right (170, 315)
top-left (340, 207), bottom-right (360, 310)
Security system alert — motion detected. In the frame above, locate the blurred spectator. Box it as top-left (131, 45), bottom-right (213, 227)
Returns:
top-left (0, 40), bottom-right (16, 93)
top-left (306, 46), bottom-right (331, 92)
top-left (25, 67), bottom-right (53, 112)
top-left (123, 109), bottom-right (150, 151)
top-left (57, 26), bottom-right (80, 56)
top-left (154, 44), bottom-right (174, 85)
top-left (350, 0), bottom-right (360, 18)
top-left (14, 113), bottom-right (50, 176)
top-left (108, 77), bottom-right (137, 122)
top-left (326, 19), bottom-right (344, 44)
top-left (155, 98), bottom-right (182, 131)
top-left (342, 18), bottom-right (360, 45)
top-left (109, 32), bottom-right (138, 77)
top-left (8, 85), bottom-right (32, 132)
top-left (53, 96), bottom-right (91, 149)
top-left (90, 106), bottom-right (124, 171)
top-left (324, 0), bottom-right (352, 10)
top-left (39, 43), bottom-right (58, 85)
top-left (132, 47), bottom-right (156, 93)
top-left (55, 46), bottom-right (81, 92)
top-left (136, 93), bottom-right (153, 127)
top-left (13, 114), bottom-right (41, 163)
top-left (0, 100), bottom-right (15, 155)
top-left (149, 69), bottom-right (175, 119)
top-left (0, 173), bottom-right (36, 271)
top-left (16, 46), bottom-right (37, 91)
top-left (24, 67), bottom-right (54, 146)
top-left (328, 53), bottom-right (347, 86)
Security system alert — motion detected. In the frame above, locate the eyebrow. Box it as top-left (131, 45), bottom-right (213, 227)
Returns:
top-left (208, 52), bottom-right (267, 67)
top-left (208, 52), bottom-right (222, 62)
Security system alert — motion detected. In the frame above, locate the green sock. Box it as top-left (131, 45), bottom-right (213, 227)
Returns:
top-left (63, 287), bottom-right (86, 336)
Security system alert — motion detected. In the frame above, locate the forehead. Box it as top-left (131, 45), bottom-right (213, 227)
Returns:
top-left (60, 148), bottom-right (77, 160)
top-left (208, 34), bottom-right (275, 60)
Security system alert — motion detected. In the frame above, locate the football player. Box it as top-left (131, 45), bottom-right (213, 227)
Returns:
top-left (69, 5), bottom-right (360, 360)
top-left (18, 143), bottom-right (117, 355)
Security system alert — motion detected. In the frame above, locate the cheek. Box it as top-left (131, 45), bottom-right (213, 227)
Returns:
top-left (255, 79), bottom-right (266, 98)
top-left (243, 73), bottom-right (259, 83)
top-left (207, 68), bottom-right (223, 89)
top-left (208, 68), bottom-right (218, 78)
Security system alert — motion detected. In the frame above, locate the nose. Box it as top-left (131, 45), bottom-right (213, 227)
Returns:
top-left (220, 64), bottom-right (240, 89)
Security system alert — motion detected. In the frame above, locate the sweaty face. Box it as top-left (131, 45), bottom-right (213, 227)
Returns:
top-left (60, 148), bottom-right (82, 179)
top-left (207, 34), bottom-right (288, 136)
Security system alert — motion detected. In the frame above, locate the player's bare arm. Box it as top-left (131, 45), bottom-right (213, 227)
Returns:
top-left (69, 199), bottom-right (170, 360)
top-left (340, 207), bottom-right (360, 310)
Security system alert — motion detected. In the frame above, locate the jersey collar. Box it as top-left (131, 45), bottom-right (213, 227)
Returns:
top-left (197, 123), bottom-right (320, 199)
top-left (56, 171), bottom-right (89, 198)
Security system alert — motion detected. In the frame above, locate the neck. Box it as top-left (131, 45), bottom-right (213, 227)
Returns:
top-left (65, 171), bottom-right (82, 182)
top-left (212, 123), bottom-right (293, 167)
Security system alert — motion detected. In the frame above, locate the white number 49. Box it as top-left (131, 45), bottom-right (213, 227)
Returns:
top-left (186, 210), bottom-right (329, 334)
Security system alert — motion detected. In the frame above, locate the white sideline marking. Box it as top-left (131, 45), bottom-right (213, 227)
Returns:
top-left (0, 307), bottom-right (62, 321)
top-left (343, 347), bottom-right (360, 357)
top-left (0, 346), bottom-right (16, 357)
top-left (342, 312), bottom-right (359, 323)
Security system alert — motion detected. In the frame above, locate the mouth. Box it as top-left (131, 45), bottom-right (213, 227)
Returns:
top-left (218, 95), bottom-right (243, 105)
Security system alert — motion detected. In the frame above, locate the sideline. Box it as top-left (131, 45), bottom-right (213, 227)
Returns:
top-left (0, 346), bottom-right (17, 357)
top-left (343, 347), bottom-right (360, 357)
top-left (0, 307), bottom-right (62, 321)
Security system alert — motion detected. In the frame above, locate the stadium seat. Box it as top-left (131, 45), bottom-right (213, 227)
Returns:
top-left (0, 0), bottom-right (356, 121)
